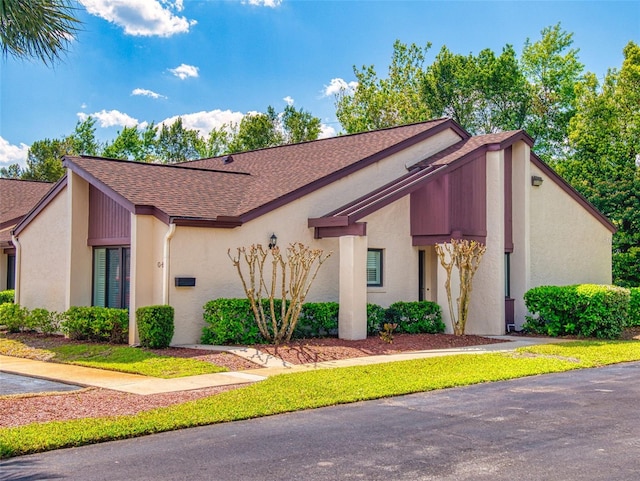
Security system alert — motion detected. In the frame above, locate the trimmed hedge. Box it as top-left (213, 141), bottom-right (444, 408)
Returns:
top-left (0, 289), bottom-right (15, 304)
top-left (367, 303), bottom-right (387, 335)
top-left (201, 299), bottom-right (264, 345)
top-left (0, 303), bottom-right (29, 332)
top-left (136, 305), bottom-right (175, 349)
top-left (294, 302), bottom-right (339, 338)
top-left (0, 304), bottom-right (63, 334)
top-left (629, 288), bottom-right (640, 327)
top-left (27, 308), bottom-right (63, 335)
top-left (201, 299), bottom-right (444, 345)
top-left (385, 301), bottom-right (445, 334)
top-left (523, 284), bottom-right (630, 339)
top-left (61, 306), bottom-right (129, 343)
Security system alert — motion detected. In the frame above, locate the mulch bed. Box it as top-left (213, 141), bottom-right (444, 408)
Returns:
top-left (253, 333), bottom-right (509, 365)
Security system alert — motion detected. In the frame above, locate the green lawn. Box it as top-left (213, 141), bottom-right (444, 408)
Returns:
top-left (0, 338), bottom-right (227, 378)
top-left (1, 340), bottom-right (639, 458)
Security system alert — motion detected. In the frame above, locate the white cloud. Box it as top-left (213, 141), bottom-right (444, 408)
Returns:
top-left (78, 110), bottom-right (147, 129)
top-left (283, 96), bottom-right (294, 106)
top-left (0, 137), bottom-right (30, 169)
top-left (160, 109), bottom-right (245, 137)
top-left (132, 88), bottom-right (167, 99)
top-left (79, 0), bottom-right (196, 37)
top-left (318, 124), bottom-right (337, 139)
top-left (169, 63), bottom-right (199, 80)
top-left (323, 78), bottom-right (358, 97)
top-left (244, 0), bottom-right (282, 7)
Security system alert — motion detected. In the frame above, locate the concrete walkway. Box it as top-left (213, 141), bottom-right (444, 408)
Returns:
top-left (0, 336), bottom-right (561, 396)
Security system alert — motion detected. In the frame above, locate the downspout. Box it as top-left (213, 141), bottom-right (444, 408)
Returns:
top-left (162, 224), bottom-right (177, 305)
top-left (11, 234), bottom-right (21, 305)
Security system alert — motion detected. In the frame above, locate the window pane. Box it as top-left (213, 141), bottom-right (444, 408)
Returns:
top-left (93, 248), bottom-right (106, 307)
top-left (367, 249), bottom-right (382, 286)
top-left (122, 248), bottom-right (130, 309)
top-left (6, 254), bottom-right (16, 290)
top-left (106, 248), bottom-right (121, 308)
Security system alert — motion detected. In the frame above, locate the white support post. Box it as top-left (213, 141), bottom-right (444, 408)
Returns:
top-left (338, 235), bottom-right (368, 340)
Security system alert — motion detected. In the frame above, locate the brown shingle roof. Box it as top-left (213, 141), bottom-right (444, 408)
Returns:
top-left (64, 157), bottom-right (256, 221)
top-left (64, 119), bottom-right (461, 224)
top-left (0, 178), bottom-right (53, 229)
top-left (416, 130), bottom-right (534, 168)
top-left (310, 130), bottom-right (535, 229)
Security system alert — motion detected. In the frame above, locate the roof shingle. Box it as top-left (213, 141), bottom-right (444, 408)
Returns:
top-left (64, 119), bottom-right (458, 223)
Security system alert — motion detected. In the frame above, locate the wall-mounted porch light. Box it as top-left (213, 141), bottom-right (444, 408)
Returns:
top-left (531, 175), bottom-right (544, 187)
top-left (268, 233), bottom-right (278, 249)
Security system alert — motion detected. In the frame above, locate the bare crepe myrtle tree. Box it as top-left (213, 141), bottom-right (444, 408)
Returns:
top-left (434, 239), bottom-right (487, 336)
top-left (228, 243), bottom-right (332, 344)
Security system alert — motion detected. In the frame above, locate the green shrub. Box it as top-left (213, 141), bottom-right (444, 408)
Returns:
top-left (385, 301), bottom-right (444, 334)
top-left (136, 305), bottom-right (175, 349)
top-left (294, 302), bottom-right (339, 338)
top-left (27, 308), bottom-right (63, 335)
top-left (523, 284), bottom-right (630, 339)
top-left (366, 303), bottom-right (387, 334)
top-left (61, 306), bottom-right (129, 343)
top-left (0, 289), bottom-right (15, 304)
top-left (0, 303), bottom-right (29, 332)
top-left (201, 298), bottom-right (264, 345)
top-left (628, 288), bottom-right (640, 327)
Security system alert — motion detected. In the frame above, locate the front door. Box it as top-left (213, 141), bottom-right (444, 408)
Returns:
top-left (418, 248), bottom-right (437, 302)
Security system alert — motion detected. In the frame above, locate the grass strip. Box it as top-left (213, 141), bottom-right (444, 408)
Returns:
top-left (518, 340), bottom-right (640, 366)
top-left (1, 341), bottom-right (638, 458)
top-left (48, 344), bottom-right (228, 378)
top-left (0, 339), bottom-right (227, 378)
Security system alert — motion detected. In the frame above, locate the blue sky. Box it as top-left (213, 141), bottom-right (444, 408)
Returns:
top-left (1, 0), bottom-right (638, 169)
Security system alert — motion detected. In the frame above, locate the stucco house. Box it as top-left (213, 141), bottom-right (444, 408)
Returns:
top-left (12, 119), bottom-right (614, 345)
top-left (0, 178), bottom-right (53, 291)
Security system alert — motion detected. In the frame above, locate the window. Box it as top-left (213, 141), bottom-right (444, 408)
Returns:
top-left (6, 254), bottom-right (15, 290)
top-left (505, 253), bottom-right (511, 298)
top-left (367, 249), bottom-right (383, 287)
top-left (93, 247), bottom-right (130, 309)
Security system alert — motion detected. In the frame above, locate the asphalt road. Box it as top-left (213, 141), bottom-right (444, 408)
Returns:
top-left (3, 362), bottom-right (640, 481)
top-left (0, 372), bottom-right (82, 396)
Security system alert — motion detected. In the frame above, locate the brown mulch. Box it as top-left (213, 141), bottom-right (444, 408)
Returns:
top-left (254, 333), bottom-right (508, 365)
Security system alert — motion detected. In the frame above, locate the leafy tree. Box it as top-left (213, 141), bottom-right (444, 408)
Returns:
top-left (19, 118), bottom-right (101, 181)
top-left (281, 105), bottom-right (322, 144)
top-left (199, 126), bottom-right (232, 158)
top-left (0, 0), bottom-right (80, 65)
top-left (103, 123), bottom-right (158, 162)
top-left (474, 45), bottom-right (530, 133)
top-left (421, 46), bottom-right (477, 130)
top-left (0, 163), bottom-right (21, 178)
top-left (155, 117), bottom-right (206, 163)
top-left (228, 106), bottom-right (283, 153)
top-left (21, 138), bottom-right (71, 182)
top-left (421, 45), bottom-right (529, 134)
top-left (69, 117), bottom-right (101, 156)
top-left (335, 40), bottom-right (432, 134)
top-left (555, 42), bottom-right (640, 286)
top-left (521, 23), bottom-right (584, 162)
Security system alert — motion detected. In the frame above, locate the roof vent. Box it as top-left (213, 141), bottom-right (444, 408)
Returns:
top-left (222, 155), bottom-right (234, 164)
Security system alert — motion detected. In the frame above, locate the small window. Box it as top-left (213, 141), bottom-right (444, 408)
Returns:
top-left (505, 253), bottom-right (511, 298)
top-left (6, 254), bottom-right (16, 290)
top-left (93, 247), bottom-right (130, 309)
top-left (367, 249), bottom-right (383, 287)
